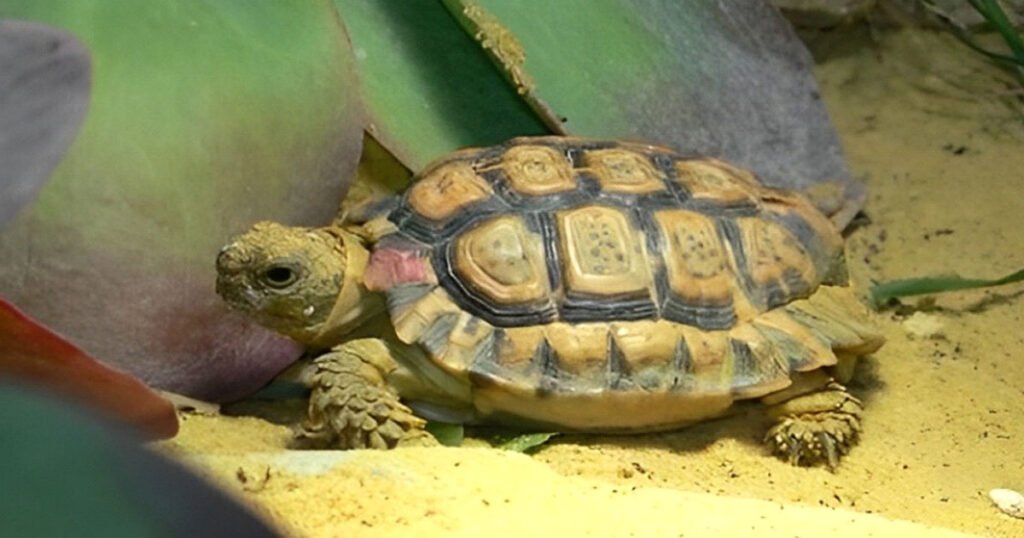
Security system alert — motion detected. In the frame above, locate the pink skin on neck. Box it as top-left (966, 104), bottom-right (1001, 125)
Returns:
top-left (363, 248), bottom-right (430, 292)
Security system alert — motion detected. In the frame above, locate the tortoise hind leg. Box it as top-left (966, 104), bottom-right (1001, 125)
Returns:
top-left (762, 370), bottom-right (863, 469)
top-left (299, 338), bottom-right (425, 450)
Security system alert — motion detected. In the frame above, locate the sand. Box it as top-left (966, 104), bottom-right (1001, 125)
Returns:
top-left (158, 27), bottom-right (1024, 537)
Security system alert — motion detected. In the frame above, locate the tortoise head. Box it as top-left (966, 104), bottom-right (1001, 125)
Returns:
top-left (215, 221), bottom-right (372, 346)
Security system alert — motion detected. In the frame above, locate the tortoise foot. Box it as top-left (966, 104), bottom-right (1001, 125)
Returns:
top-left (298, 339), bottom-right (425, 450)
top-left (764, 382), bottom-right (862, 469)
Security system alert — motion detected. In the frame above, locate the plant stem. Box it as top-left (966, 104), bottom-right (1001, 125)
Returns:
top-left (870, 267), bottom-right (1024, 308)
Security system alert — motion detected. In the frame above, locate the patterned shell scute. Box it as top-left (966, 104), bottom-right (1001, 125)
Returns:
top-left (386, 136), bottom-right (843, 332)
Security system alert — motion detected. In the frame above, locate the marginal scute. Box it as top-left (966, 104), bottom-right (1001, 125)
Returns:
top-left (489, 323), bottom-right (548, 373)
top-left (453, 215), bottom-right (550, 305)
top-left (607, 320), bottom-right (682, 391)
top-left (726, 322), bottom-right (792, 397)
top-left (476, 322), bottom-right (617, 396)
top-left (419, 312), bottom-right (457, 357)
top-left (498, 144), bottom-right (575, 196)
top-left (610, 320), bottom-right (679, 372)
top-left (676, 326), bottom-right (732, 393)
top-left (751, 309), bottom-right (837, 372)
top-left (406, 160), bottom-right (493, 221)
top-left (557, 205), bottom-right (652, 298)
top-left (434, 311), bottom-right (496, 380)
top-left (584, 148), bottom-right (666, 194)
top-left (541, 322), bottom-right (609, 379)
top-left (781, 285), bottom-right (885, 356)
top-left (390, 287), bottom-right (462, 345)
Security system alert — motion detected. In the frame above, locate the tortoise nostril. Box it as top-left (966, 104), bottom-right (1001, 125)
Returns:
top-left (216, 248), bottom-right (232, 269)
top-left (216, 244), bottom-right (249, 273)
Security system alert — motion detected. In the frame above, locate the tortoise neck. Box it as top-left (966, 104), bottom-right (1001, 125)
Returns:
top-left (311, 228), bottom-right (385, 348)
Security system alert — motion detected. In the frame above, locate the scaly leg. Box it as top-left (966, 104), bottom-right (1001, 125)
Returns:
top-left (763, 374), bottom-right (863, 469)
top-left (299, 338), bottom-right (425, 449)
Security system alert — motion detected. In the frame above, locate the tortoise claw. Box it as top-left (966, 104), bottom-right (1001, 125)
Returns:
top-left (819, 431), bottom-right (839, 470)
top-left (786, 433), bottom-right (803, 466)
top-left (766, 415), bottom-right (855, 470)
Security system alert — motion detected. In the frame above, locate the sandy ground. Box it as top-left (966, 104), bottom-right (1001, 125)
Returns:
top-left (158, 28), bottom-right (1024, 537)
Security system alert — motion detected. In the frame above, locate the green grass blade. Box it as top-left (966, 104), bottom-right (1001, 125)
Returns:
top-left (496, 432), bottom-right (558, 453)
top-left (869, 267), bottom-right (1024, 308)
top-left (940, 28), bottom-right (1021, 65)
top-left (932, 0), bottom-right (1024, 83)
top-left (425, 422), bottom-right (465, 447)
top-left (972, 0), bottom-right (1024, 65)
top-left (924, 0), bottom-right (1022, 66)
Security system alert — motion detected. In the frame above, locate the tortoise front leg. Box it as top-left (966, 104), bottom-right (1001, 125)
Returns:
top-left (762, 371), bottom-right (863, 469)
top-left (299, 338), bottom-right (425, 450)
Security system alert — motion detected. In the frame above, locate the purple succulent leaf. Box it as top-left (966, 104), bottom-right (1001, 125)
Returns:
top-left (0, 3), bottom-right (364, 401)
top-left (0, 20), bottom-right (90, 228)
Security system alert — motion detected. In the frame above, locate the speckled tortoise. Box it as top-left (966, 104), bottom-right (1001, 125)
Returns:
top-left (216, 136), bottom-right (884, 467)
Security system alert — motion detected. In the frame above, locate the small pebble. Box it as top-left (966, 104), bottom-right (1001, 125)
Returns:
top-left (990, 488), bottom-right (1024, 519)
top-left (902, 312), bottom-right (945, 340)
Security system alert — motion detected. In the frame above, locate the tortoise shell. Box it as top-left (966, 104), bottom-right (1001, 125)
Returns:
top-left (364, 136), bottom-right (874, 430)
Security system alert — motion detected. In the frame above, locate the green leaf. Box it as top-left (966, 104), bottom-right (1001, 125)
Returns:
top-left (426, 421), bottom-right (465, 447)
top-left (0, 0), bottom-right (364, 401)
top-left (496, 432), bottom-right (558, 453)
top-left (340, 134), bottom-right (413, 221)
top-left (332, 0), bottom-right (548, 171)
top-left (442, 0), bottom-right (853, 194)
top-left (869, 268), bottom-right (1024, 308)
top-left (0, 383), bottom-right (277, 537)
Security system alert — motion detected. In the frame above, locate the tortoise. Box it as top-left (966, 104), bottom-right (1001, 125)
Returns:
top-left (215, 136), bottom-right (884, 467)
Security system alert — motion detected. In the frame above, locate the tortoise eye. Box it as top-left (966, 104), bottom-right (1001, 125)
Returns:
top-left (262, 264), bottom-right (298, 288)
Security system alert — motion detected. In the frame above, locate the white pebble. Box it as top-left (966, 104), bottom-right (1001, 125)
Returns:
top-left (990, 488), bottom-right (1024, 518)
top-left (901, 312), bottom-right (945, 340)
